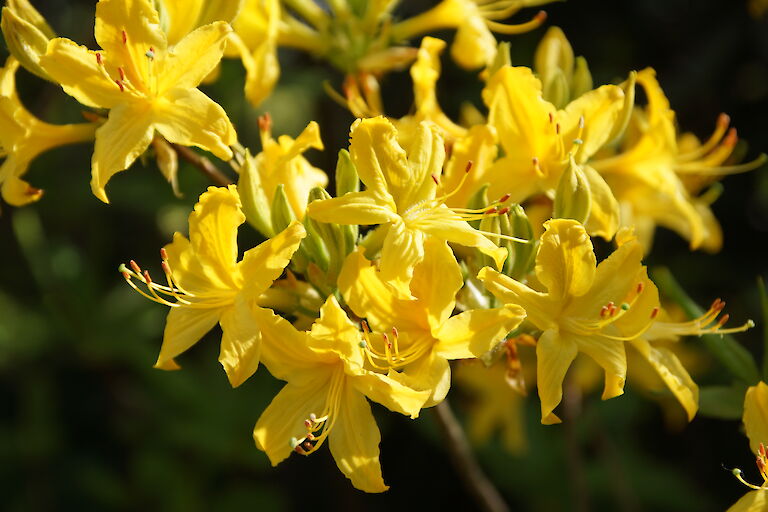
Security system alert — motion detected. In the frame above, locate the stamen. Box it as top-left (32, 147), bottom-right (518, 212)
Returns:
top-left (431, 173), bottom-right (440, 186)
top-left (485, 10), bottom-right (547, 35)
top-left (115, 80), bottom-right (125, 92)
top-left (121, 30), bottom-right (127, 45)
top-left (95, 53), bottom-right (102, 65)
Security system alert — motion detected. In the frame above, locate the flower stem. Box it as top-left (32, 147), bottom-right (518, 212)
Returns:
top-left (432, 399), bottom-right (509, 512)
top-left (170, 143), bottom-right (233, 187)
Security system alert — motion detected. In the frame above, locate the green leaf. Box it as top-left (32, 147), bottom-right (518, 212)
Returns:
top-left (698, 384), bottom-right (747, 420)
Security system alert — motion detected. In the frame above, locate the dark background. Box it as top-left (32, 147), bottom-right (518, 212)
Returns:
top-left (1, 0), bottom-right (767, 510)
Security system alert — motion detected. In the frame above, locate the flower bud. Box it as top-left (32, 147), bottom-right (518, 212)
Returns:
top-left (237, 150), bottom-right (274, 238)
top-left (570, 56), bottom-right (593, 100)
top-left (553, 155), bottom-right (592, 225)
top-left (271, 184), bottom-right (297, 234)
top-left (1, 2), bottom-right (55, 81)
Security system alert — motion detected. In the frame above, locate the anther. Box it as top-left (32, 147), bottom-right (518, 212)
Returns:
top-left (465, 160), bottom-right (473, 173)
top-left (118, 67), bottom-right (126, 81)
top-left (304, 419), bottom-right (312, 429)
top-left (129, 260), bottom-right (142, 274)
top-left (122, 30), bottom-right (127, 44)
top-left (497, 207), bottom-right (510, 215)
top-left (717, 113), bottom-right (730, 127)
top-left (95, 53), bottom-right (102, 65)
top-left (115, 80), bottom-right (124, 92)
top-left (161, 261), bottom-right (171, 274)
top-left (548, 112), bottom-right (554, 124)
top-left (361, 320), bottom-right (369, 333)
top-left (391, 326), bottom-right (398, 338)
top-left (485, 207), bottom-right (498, 215)
top-left (600, 305), bottom-right (609, 317)
top-left (306, 432), bottom-right (315, 441)
top-left (143, 270), bottom-right (152, 285)
top-left (160, 248), bottom-right (168, 260)
top-left (258, 113), bottom-right (272, 133)
top-left (556, 123), bottom-right (561, 135)
top-left (498, 193), bottom-right (511, 203)
top-left (431, 174), bottom-right (440, 186)
top-left (650, 307), bottom-right (660, 319)
top-left (724, 128), bottom-right (738, 147)
top-left (534, 10), bottom-right (547, 22)
top-left (636, 283), bottom-right (644, 294)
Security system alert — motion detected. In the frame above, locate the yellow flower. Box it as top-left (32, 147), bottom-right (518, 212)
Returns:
top-left (38, 0), bottom-right (237, 203)
top-left (253, 295), bottom-right (430, 493)
top-left (120, 185), bottom-right (306, 387)
top-left (482, 65), bottom-right (625, 239)
top-left (727, 382), bottom-right (768, 510)
top-left (226, 0), bottom-right (280, 106)
top-left (479, 219), bottom-right (659, 424)
top-left (591, 68), bottom-right (765, 252)
top-left (253, 115), bottom-right (327, 220)
top-left (0, 57), bottom-right (96, 206)
top-left (339, 237), bottom-right (525, 405)
top-left (307, 116), bottom-right (509, 296)
top-left (392, 0), bottom-right (550, 69)
top-left (155, 0), bottom-right (242, 46)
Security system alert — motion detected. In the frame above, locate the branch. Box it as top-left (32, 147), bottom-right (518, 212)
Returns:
top-left (171, 143), bottom-right (233, 187)
top-left (432, 399), bottom-right (510, 512)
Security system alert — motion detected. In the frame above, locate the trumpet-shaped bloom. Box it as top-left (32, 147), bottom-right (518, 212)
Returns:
top-left (253, 116), bottom-right (327, 220)
top-left (591, 68), bottom-right (765, 252)
top-left (253, 296), bottom-right (430, 493)
top-left (479, 219), bottom-right (659, 424)
top-left (0, 57), bottom-right (96, 205)
top-left (307, 116), bottom-right (508, 296)
top-left (120, 185), bottom-right (306, 387)
top-left (339, 238), bottom-right (525, 404)
top-left (38, 0), bottom-right (237, 202)
top-left (482, 66), bottom-right (624, 238)
top-left (392, 0), bottom-right (550, 69)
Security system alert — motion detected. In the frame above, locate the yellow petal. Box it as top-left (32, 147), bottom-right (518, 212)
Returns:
top-left (184, 184), bottom-right (244, 288)
top-left (40, 38), bottom-right (126, 109)
top-left (160, 21), bottom-right (231, 92)
top-left (218, 298), bottom-right (262, 388)
top-left (380, 219), bottom-right (425, 297)
top-left (91, 102), bottom-right (155, 203)
top-left (94, 0), bottom-right (166, 87)
top-left (536, 219), bottom-right (596, 300)
top-left (350, 116), bottom-right (409, 198)
top-left (156, 305), bottom-right (221, 368)
top-left (629, 338), bottom-right (698, 421)
top-left (477, 266), bottom-right (557, 331)
top-left (581, 164), bottom-right (620, 240)
top-left (483, 66), bottom-right (554, 161)
top-left (726, 490), bottom-right (768, 512)
top-left (1, 158), bottom-right (42, 206)
top-left (434, 305), bottom-right (525, 359)
top-left (558, 84), bottom-right (625, 162)
top-left (309, 296), bottom-right (364, 367)
top-left (253, 369), bottom-right (332, 466)
top-left (572, 333), bottom-right (626, 400)
top-left (239, 221), bottom-right (306, 301)
top-left (337, 247), bottom-right (422, 331)
top-left (153, 87), bottom-right (235, 161)
top-left (351, 370), bottom-right (429, 419)
top-left (306, 190), bottom-right (398, 226)
top-left (413, 204), bottom-right (507, 270)
top-left (451, 15), bottom-right (496, 70)
top-left (399, 121), bottom-right (444, 209)
top-left (402, 348), bottom-right (451, 406)
top-left (744, 382), bottom-right (768, 455)
top-left (329, 384), bottom-right (388, 493)
top-left (537, 329), bottom-right (578, 424)
top-left (156, 0), bottom-right (204, 45)
top-left (255, 306), bottom-right (324, 382)
top-left (409, 237), bottom-right (462, 330)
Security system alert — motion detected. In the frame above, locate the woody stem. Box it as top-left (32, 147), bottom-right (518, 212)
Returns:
top-left (171, 143), bottom-right (233, 187)
top-left (432, 399), bottom-right (509, 512)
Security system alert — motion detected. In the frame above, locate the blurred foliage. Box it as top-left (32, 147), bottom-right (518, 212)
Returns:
top-left (1, 0), bottom-right (768, 510)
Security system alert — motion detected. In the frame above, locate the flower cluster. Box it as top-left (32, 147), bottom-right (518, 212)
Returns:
top-left (2, 0), bottom-right (764, 496)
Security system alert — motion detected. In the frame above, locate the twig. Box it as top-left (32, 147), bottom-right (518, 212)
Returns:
top-left (171, 143), bottom-right (233, 187)
top-left (432, 399), bottom-right (510, 512)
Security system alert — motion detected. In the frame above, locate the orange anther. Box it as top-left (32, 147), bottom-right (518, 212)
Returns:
top-left (465, 160), bottom-right (473, 173)
top-left (129, 260), bottom-right (141, 273)
top-left (121, 30), bottom-right (127, 44)
top-left (160, 248), bottom-right (168, 260)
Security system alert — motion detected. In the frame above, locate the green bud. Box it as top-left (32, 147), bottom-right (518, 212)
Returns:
top-left (506, 204), bottom-right (536, 280)
top-left (465, 183), bottom-right (490, 230)
top-left (570, 56), bottom-right (593, 100)
top-left (237, 151), bottom-right (274, 238)
top-left (271, 184), bottom-right (297, 234)
top-left (542, 69), bottom-right (570, 110)
top-left (1, 4), bottom-right (55, 81)
top-left (300, 189), bottom-right (332, 273)
top-left (335, 149), bottom-right (360, 197)
top-left (478, 213), bottom-right (502, 270)
top-left (553, 156), bottom-right (591, 225)
top-left (534, 26), bottom-right (574, 85)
